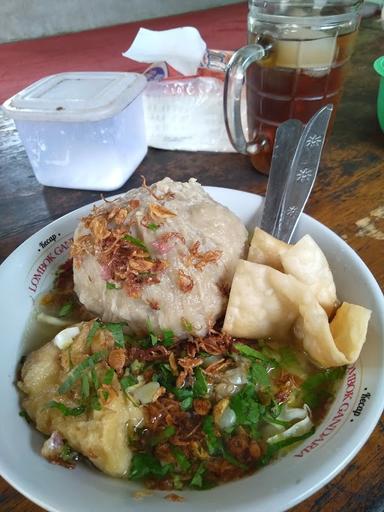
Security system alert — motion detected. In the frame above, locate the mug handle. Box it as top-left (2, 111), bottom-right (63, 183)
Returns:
top-left (224, 44), bottom-right (270, 155)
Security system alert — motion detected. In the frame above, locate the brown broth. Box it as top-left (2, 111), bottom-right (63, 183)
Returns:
top-left (21, 261), bottom-right (93, 354)
top-left (19, 260), bottom-right (346, 490)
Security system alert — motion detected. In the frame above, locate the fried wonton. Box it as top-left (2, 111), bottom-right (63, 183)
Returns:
top-left (269, 271), bottom-right (371, 367)
top-left (247, 229), bottom-right (337, 316)
top-left (280, 235), bottom-right (338, 316)
top-left (222, 260), bottom-right (297, 340)
top-left (247, 228), bottom-right (289, 271)
top-left (224, 260), bottom-right (371, 368)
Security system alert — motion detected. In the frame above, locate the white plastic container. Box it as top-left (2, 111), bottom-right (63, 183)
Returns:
top-left (2, 72), bottom-right (147, 191)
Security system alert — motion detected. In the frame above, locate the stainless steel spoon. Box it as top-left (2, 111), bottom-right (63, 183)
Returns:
top-left (260, 104), bottom-right (333, 242)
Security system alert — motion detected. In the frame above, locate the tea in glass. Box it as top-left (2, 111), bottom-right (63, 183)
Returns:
top-left (224, 0), bottom-right (362, 174)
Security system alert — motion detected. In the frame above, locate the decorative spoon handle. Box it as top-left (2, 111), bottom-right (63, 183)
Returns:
top-left (260, 118), bottom-right (303, 236)
top-left (260, 104), bottom-right (333, 243)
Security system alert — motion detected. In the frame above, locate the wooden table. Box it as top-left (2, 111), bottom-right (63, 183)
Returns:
top-left (0, 4), bottom-right (383, 511)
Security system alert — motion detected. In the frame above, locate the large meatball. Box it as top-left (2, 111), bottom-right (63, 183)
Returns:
top-left (72, 178), bottom-right (248, 337)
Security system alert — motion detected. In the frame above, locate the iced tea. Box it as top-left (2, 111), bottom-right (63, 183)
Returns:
top-left (246, 29), bottom-right (357, 173)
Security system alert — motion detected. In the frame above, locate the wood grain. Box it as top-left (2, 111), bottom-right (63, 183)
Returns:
top-left (0, 6), bottom-right (383, 512)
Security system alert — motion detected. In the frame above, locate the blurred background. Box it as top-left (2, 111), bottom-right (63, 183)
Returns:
top-left (0, 0), bottom-right (244, 43)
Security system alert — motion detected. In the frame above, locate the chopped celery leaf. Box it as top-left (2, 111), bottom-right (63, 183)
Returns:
top-left (129, 453), bottom-right (172, 480)
top-left (234, 343), bottom-right (270, 362)
top-left (58, 351), bottom-right (107, 394)
top-left (193, 367), bottom-right (208, 397)
top-left (48, 401), bottom-right (86, 417)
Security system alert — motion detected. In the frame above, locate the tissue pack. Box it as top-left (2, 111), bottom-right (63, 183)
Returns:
top-left (123, 28), bottom-right (235, 153)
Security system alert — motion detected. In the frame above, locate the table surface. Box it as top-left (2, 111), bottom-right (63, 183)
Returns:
top-left (0, 3), bottom-right (383, 512)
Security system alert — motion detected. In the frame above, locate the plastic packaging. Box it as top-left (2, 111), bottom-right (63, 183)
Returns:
top-left (140, 51), bottom-right (236, 153)
top-left (143, 75), bottom-right (234, 152)
top-left (2, 72), bottom-right (147, 191)
top-left (123, 25), bottom-right (236, 153)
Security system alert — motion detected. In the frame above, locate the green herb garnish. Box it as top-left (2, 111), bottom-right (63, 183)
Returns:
top-left (269, 401), bottom-right (283, 418)
top-left (86, 319), bottom-right (102, 346)
top-left (129, 453), bottom-right (172, 480)
top-left (161, 329), bottom-right (175, 347)
top-left (101, 389), bottom-right (109, 402)
top-left (150, 425), bottom-right (176, 446)
top-left (58, 350), bottom-right (107, 394)
top-left (47, 401), bottom-right (86, 417)
top-left (153, 363), bottom-right (174, 391)
top-left (106, 282), bottom-right (119, 290)
top-left (173, 386), bottom-right (194, 410)
top-left (230, 384), bottom-right (265, 438)
top-left (91, 368), bottom-right (99, 390)
top-left (181, 318), bottom-right (193, 333)
top-left (173, 475), bottom-right (184, 490)
top-left (263, 401), bottom-right (291, 427)
top-left (105, 322), bottom-right (125, 348)
top-left (122, 234), bottom-right (148, 252)
top-left (103, 368), bottom-right (115, 385)
top-left (58, 302), bottom-right (73, 317)
top-left (202, 416), bottom-right (248, 470)
top-left (190, 463), bottom-right (207, 488)
top-left (130, 360), bottom-right (145, 375)
top-left (173, 387), bottom-right (193, 403)
top-left (261, 345), bottom-right (281, 362)
top-left (264, 414), bottom-right (291, 428)
top-left (90, 395), bottom-right (102, 411)
top-left (193, 367), bottom-right (208, 398)
top-left (145, 318), bottom-right (158, 346)
top-left (19, 409), bottom-right (32, 424)
top-left (172, 447), bottom-right (191, 472)
top-left (121, 374), bottom-right (138, 391)
top-left (81, 373), bottom-right (90, 399)
top-left (222, 448), bottom-right (248, 469)
top-left (147, 223), bottom-right (159, 231)
top-left (180, 396), bottom-right (194, 411)
top-left (249, 362), bottom-right (270, 388)
top-left (150, 333), bottom-right (158, 346)
top-left (60, 443), bottom-right (79, 463)
top-left (234, 343), bottom-right (269, 362)
top-left (261, 427), bottom-right (316, 465)
top-left (202, 415), bottom-right (220, 455)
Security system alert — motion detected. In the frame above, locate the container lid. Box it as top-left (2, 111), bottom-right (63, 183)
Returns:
top-left (2, 71), bottom-right (147, 122)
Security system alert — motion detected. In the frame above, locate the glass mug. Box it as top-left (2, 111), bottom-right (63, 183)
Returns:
top-left (224, 0), bottom-right (363, 174)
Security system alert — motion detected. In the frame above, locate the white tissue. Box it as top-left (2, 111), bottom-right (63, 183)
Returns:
top-left (123, 27), bottom-right (206, 76)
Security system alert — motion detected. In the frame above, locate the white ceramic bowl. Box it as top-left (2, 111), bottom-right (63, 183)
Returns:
top-left (0, 187), bottom-right (383, 512)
